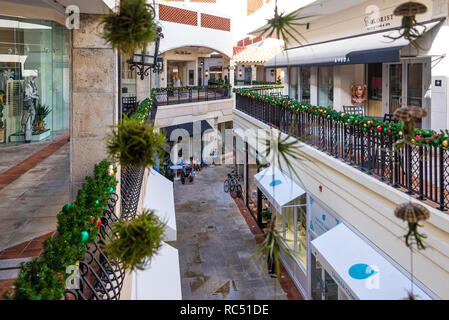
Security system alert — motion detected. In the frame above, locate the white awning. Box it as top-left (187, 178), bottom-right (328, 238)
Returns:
top-left (254, 166), bottom-right (306, 213)
top-left (311, 223), bottom-right (433, 300)
top-left (265, 20), bottom-right (441, 68)
top-left (131, 242), bottom-right (182, 300)
top-left (144, 169), bottom-right (176, 242)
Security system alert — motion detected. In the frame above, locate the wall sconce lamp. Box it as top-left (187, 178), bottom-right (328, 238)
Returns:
top-left (270, 69), bottom-right (275, 77)
top-left (238, 70), bottom-right (243, 77)
top-left (205, 70), bottom-right (209, 77)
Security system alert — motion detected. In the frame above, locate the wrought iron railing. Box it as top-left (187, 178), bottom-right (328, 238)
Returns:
top-left (154, 86), bottom-right (231, 106)
top-left (64, 193), bottom-right (125, 300)
top-left (64, 167), bottom-right (145, 300)
top-left (120, 166), bottom-right (145, 221)
top-left (236, 94), bottom-right (449, 211)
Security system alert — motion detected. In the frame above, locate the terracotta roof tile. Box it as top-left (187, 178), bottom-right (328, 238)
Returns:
top-left (232, 46), bottom-right (281, 65)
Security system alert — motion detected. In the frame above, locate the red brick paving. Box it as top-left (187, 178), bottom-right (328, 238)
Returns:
top-left (0, 132), bottom-right (69, 191)
top-left (233, 197), bottom-right (304, 300)
top-left (0, 232), bottom-right (55, 300)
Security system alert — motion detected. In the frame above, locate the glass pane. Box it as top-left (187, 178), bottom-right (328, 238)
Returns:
top-left (407, 63), bottom-right (423, 108)
top-left (289, 67), bottom-right (298, 100)
top-left (389, 64), bottom-right (402, 114)
top-left (324, 270), bottom-right (339, 300)
top-left (367, 63), bottom-right (382, 117)
top-left (0, 17), bottom-right (68, 145)
top-left (318, 66), bottom-right (333, 108)
top-left (300, 67), bottom-right (311, 104)
top-left (311, 254), bottom-right (323, 300)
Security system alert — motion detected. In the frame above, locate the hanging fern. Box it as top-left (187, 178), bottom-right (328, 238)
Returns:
top-left (100, 0), bottom-right (158, 55)
top-left (103, 209), bottom-right (166, 272)
top-left (106, 116), bottom-right (166, 168)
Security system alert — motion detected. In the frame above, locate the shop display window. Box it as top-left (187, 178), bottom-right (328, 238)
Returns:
top-left (0, 17), bottom-right (69, 145)
top-left (300, 67), bottom-right (311, 104)
top-left (271, 194), bottom-right (308, 270)
top-left (318, 66), bottom-right (333, 108)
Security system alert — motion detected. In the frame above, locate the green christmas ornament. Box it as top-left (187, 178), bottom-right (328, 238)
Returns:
top-left (63, 203), bottom-right (72, 213)
top-left (109, 187), bottom-right (114, 194)
top-left (94, 200), bottom-right (100, 207)
top-left (81, 231), bottom-right (89, 243)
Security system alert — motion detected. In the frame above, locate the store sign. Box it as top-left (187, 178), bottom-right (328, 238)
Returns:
top-left (364, 5), bottom-right (395, 31)
top-left (309, 197), bottom-right (339, 236)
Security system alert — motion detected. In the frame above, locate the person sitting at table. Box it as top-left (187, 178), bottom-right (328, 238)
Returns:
top-left (193, 153), bottom-right (201, 172)
top-left (185, 157), bottom-right (195, 176)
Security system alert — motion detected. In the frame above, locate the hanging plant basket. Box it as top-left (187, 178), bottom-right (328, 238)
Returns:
top-left (106, 116), bottom-right (166, 168)
top-left (394, 202), bottom-right (430, 250)
top-left (100, 0), bottom-right (158, 56)
top-left (393, 2), bottom-right (427, 17)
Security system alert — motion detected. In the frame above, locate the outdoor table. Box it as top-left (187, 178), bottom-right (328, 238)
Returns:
top-left (170, 165), bottom-right (184, 181)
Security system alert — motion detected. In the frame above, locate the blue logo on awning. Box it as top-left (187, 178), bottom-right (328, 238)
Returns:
top-left (349, 264), bottom-right (377, 280)
top-left (269, 180), bottom-right (282, 187)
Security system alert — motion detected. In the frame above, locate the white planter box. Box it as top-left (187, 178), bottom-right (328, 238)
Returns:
top-left (9, 130), bottom-right (51, 142)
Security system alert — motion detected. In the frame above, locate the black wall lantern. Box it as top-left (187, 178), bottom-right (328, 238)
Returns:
top-left (127, 26), bottom-right (164, 80)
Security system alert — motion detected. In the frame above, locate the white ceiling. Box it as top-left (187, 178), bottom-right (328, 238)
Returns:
top-left (0, 0), bottom-right (111, 15)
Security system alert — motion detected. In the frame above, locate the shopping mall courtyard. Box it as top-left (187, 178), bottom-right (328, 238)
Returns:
top-left (173, 164), bottom-right (295, 300)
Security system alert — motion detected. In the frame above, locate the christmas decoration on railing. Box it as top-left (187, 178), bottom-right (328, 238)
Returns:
top-left (5, 160), bottom-right (118, 300)
top-left (134, 84), bottom-right (233, 122)
top-left (234, 88), bottom-right (449, 149)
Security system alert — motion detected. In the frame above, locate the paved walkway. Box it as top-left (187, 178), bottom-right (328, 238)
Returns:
top-left (173, 165), bottom-right (287, 300)
top-left (0, 143), bottom-right (69, 251)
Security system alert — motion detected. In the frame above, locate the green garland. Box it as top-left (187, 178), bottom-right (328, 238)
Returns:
top-left (6, 160), bottom-right (118, 300)
top-left (233, 88), bottom-right (449, 149)
top-left (134, 84), bottom-right (232, 121)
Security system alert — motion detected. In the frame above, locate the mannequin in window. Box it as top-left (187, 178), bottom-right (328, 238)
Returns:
top-left (22, 77), bottom-right (38, 142)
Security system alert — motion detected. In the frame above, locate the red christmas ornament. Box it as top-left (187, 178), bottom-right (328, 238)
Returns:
top-left (416, 135), bottom-right (421, 140)
top-left (377, 126), bottom-right (383, 132)
top-left (434, 134), bottom-right (439, 139)
top-left (388, 130), bottom-right (392, 134)
top-left (90, 216), bottom-right (94, 225)
top-left (425, 140), bottom-right (429, 144)
top-left (96, 218), bottom-right (101, 228)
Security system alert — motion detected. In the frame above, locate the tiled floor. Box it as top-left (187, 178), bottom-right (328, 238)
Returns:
top-left (173, 164), bottom-right (290, 300)
top-left (0, 140), bottom-right (69, 252)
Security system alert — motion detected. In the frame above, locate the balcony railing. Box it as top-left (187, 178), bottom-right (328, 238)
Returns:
top-left (154, 85), bottom-right (231, 106)
top-left (235, 91), bottom-right (449, 212)
top-left (64, 167), bottom-right (145, 300)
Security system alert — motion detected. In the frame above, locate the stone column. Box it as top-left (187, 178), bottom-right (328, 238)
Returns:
top-left (70, 14), bottom-right (119, 200)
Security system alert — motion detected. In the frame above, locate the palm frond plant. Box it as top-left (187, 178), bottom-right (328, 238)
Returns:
top-left (252, 215), bottom-right (298, 280)
top-left (259, 1), bottom-right (315, 47)
top-left (103, 209), bottom-right (166, 271)
top-left (34, 103), bottom-right (51, 131)
top-left (100, 0), bottom-right (158, 56)
top-left (106, 116), bottom-right (166, 168)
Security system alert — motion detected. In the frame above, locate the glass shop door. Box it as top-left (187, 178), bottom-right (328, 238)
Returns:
top-left (310, 253), bottom-right (338, 300)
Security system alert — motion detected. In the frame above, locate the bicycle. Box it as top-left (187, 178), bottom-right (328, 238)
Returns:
top-left (224, 170), bottom-right (238, 193)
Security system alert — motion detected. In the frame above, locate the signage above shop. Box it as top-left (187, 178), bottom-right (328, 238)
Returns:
top-left (364, 13), bottom-right (394, 31)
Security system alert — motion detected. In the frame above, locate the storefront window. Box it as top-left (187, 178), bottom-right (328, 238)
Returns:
top-left (246, 146), bottom-right (258, 218)
top-left (318, 66), bottom-right (333, 108)
top-left (272, 194), bottom-right (307, 270)
top-left (300, 67), bottom-right (311, 104)
top-left (289, 67), bottom-right (298, 100)
top-left (367, 63), bottom-right (382, 117)
top-left (0, 17), bottom-right (69, 145)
